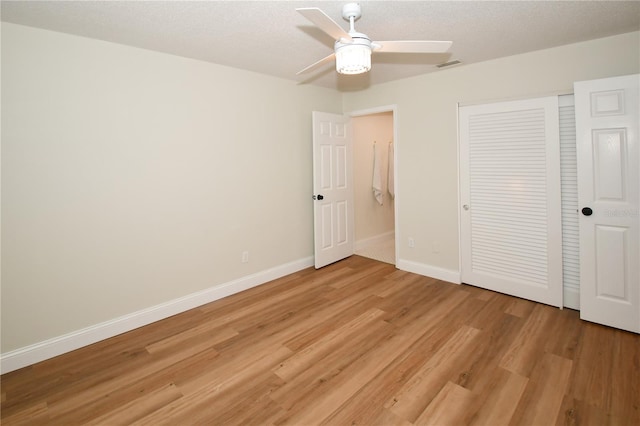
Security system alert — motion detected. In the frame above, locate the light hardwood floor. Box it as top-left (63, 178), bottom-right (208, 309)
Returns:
top-left (2, 256), bottom-right (639, 425)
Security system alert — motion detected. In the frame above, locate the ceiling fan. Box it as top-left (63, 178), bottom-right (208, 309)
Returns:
top-left (296, 3), bottom-right (452, 76)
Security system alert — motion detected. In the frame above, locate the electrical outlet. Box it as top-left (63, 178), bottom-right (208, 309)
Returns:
top-left (408, 237), bottom-right (415, 248)
top-left (241, 251), bottom-right (249, 263)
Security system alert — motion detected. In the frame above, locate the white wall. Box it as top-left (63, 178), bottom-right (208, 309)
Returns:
top-left (343, 31), bottom-right (640, 280)
top-left (1, 23), bottom-right (342, 354)
top-left (352, 112), bottom-right (395, 241)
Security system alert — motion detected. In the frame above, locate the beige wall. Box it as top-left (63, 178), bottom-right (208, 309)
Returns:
top-left (343, 31), bottom-right (640, 274)
top-left (352, 112), bottom-right (395, 241)
top-left (1, 23), bottom-right (342, 352)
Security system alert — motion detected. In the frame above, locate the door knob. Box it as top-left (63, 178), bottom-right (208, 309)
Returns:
top-left (581, 207), bottom-right (593, 216)
top-left (463, 204), bottom-right (470, 211)
top-left (313, 194), bottom-right (324, 200)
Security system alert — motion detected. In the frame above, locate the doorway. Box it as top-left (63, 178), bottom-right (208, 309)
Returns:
top-left (350, 107), bottom-right (397, 265)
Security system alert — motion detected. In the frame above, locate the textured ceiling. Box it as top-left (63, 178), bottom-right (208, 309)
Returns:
top-left (2, 1), bottom-right (639, 91)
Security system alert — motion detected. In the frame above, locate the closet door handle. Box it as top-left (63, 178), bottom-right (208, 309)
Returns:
top-left (581, 207), bottom-right (593, 216)
top-left (463, 204), bottom-right (470, 211)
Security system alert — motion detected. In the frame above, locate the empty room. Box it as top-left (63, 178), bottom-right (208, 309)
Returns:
top-left (1, 1), bottom-right (639, 424)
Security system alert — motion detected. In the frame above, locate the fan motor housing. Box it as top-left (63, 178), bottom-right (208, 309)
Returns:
top-left (335, 32), bottom-right (371, 51)
top-left (342, 3), bottom-right (362, 21)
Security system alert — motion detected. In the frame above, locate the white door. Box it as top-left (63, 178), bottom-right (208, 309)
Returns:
top-left (312, 111), bottom-right (354, 268)
top-left (460, 97), bottom-right (563, 307)
top-left (575, 74), bottom-right (639, 333)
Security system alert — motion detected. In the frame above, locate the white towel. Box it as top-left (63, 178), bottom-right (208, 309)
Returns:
top-left (372, 143), bottom-right (383, 205)
top-left (388, 142), bottom-right (395, 199)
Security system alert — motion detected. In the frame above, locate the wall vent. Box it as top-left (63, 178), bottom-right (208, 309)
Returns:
top-left (437, 60), bottom-right (462, 68)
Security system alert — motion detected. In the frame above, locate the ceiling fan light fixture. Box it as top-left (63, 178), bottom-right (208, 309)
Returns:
top-left (335, 43), bottom-right (371, 75)
top-left (296, 4), bottom-right (452, 77)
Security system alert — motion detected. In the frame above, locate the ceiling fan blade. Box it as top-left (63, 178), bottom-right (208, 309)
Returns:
top-left (373, 40), bottom-right (453, 53)
top-left (296, 53), bottom-right (336, 75)
top-left (297, 8), bottom-right (352, 42)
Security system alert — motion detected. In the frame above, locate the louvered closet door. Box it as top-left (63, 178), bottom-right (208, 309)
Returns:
top-left (559, 95), bottom-right (580, 309)
top-left (460, 97), bottom-right (563, 307)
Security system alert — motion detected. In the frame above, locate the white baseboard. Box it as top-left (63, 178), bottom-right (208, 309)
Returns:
top-left (563, 286), bottom-right (580, 310)
top-left (396, 259), bottom-right (461, 284)
top-left (0, 256), bottom-right (314, 374)
top-left (354, 231), bottom-right (394, 252)
top-left (398, 258), bottom-right (580, 310)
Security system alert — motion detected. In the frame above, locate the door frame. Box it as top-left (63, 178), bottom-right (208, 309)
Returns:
top-left (349, 104), bottom-right (399, 265)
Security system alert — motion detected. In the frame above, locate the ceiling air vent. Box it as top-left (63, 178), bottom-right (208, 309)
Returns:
top-left (437, 60), bottom-right (462, 68)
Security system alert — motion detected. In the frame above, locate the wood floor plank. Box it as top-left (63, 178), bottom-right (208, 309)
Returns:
top-left (0, 401), bottom-right (50, 426)
top-left (374, 272), bottom-right (435, 297)
top-left (197, 272), bottom-right (329, 328)
top-left (374, 277), bottom-right (444, 324)
top-left (279, 293), bottom-right (386, 353)
top-left (468, 367), bottom-right (529, 425)
top-left (386, 325), bottom-right (482, 423)
top-left (2, 256), bottom-right (639, 425)
top-left (565, 322), bottom-right (616, 410)
top-left (327, 262), bottom-right (393, 289)
top-left (145, 325), bottom-right (238, 354)
top-left (464, 291), bottom-right (514, 331)
top-left (455, 309), bottom-right (523, 393)
top-left (272, 334), bottom-right (410, 425)
top-left (201, 371), bottom-right (286, 426)
top-left (218, 282), bottom-right (332, 335)
top-left (414, 380), bottom-right (473, 425)
top-left (382, 282), bottom-right (469, 329)
top-left (269, 317), bottom-right (395, 413)
top-left (564, 322), bottom-right (640, 424)
top-left (85, 383), bottom-right (183, 425)
top-left (135, 346), bottom-right (291, 425)
top-left (542, 307), bottom-right (583, 360)
top-left (274, 308), bottom-right (386, 381)
top-left (608, 329), bottom-right (640, 423)
top-left (176, 341), bottom-right (291, 397)
top-left (7, 347), bottom-right (152, 420)
top-left (509, 352), bottom-right (573, 425)
top-left (46, 343), bottom-right (219, 423)
top-left (365, 408), bottom-right (413, 426)
top-left (499, 303), bottom-right (556, 377)
top-left (556, 394), bottom-right (619, 426)
top-left (504, 296), bottom-right (536, 318)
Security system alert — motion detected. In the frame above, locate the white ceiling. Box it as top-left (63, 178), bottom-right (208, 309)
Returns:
top-left (2, 1), bottom-right (639, 91)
